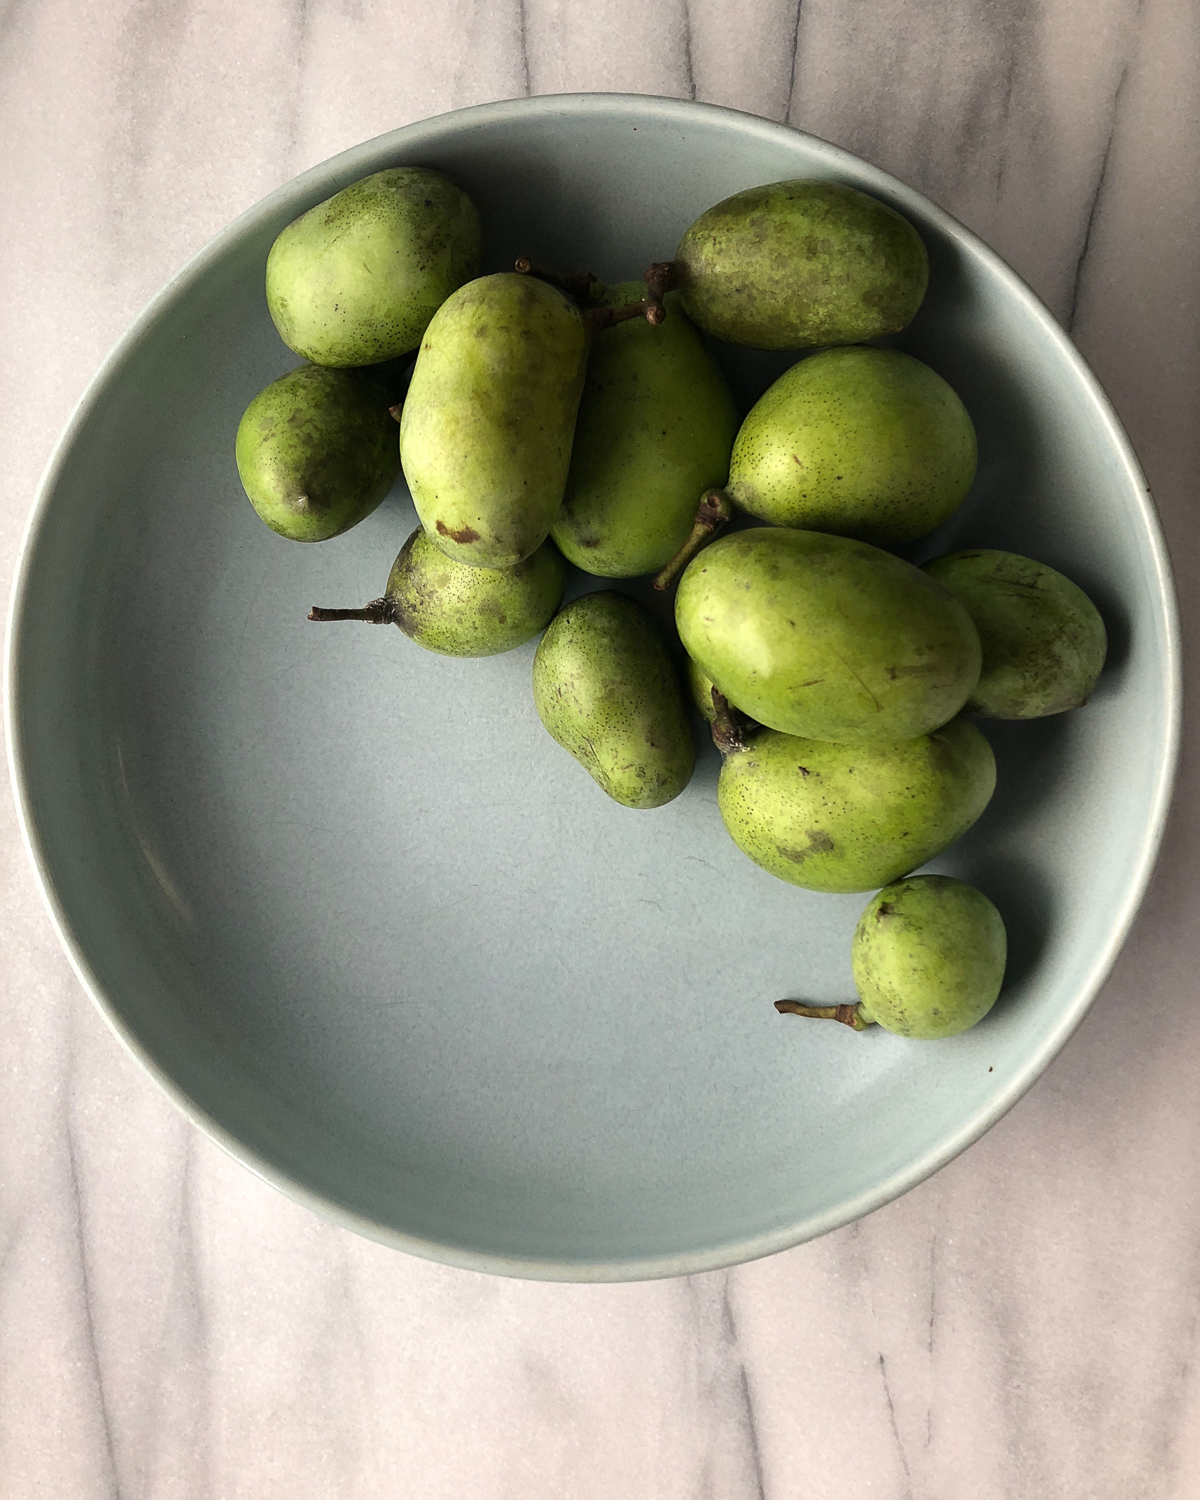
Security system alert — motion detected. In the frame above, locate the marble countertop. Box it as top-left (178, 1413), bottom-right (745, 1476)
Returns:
top-left (3, 1), bottom-right (1198, 1495)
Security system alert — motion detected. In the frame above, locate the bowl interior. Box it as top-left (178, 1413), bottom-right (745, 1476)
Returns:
top-left (8, 96), bottom-right (1176, 1278)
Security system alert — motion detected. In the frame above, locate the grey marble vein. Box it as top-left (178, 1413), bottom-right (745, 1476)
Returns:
top-left (682, 1273), bottom-right (767, 1499)
top-left (679, 0), bottom-right (698, 104)
top-left (516, 0), bottom-right (532, 97)
top-left (784, 3), bottom-right (803, 123)
top-left (1065, 61), bottom-right (1127, 332)
top-left (63, 1106), bottom-right (122, 1500)
top-left (877, 1354), bottom-right (914, 1500)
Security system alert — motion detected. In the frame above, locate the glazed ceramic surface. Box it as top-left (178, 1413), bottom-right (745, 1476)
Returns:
top-left (6, 95), bottom-right (1178, 1279)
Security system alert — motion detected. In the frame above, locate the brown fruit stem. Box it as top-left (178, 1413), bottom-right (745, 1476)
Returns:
top-left (652, 489), bottom-right (735, 591)
top-left (643, 261), bottom-right (682, 325)
top-left (512, 260), bottom-right (652, 331)
top-left (388, 402), bottom-right (404, 423)
top-left (308, 597), bottom-right (394, 625)
top-left (775, 1000), bottom-right (874, 1032)
top-left (709, 688), bottom-right (750, 755)
top-left (583, 300), bottom-right (655, 337)
top-left (514, 258), bottom-right (605, 301)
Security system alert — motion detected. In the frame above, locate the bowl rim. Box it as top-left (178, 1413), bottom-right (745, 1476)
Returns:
top-left (5, 91), bottom-right (1182, 1281)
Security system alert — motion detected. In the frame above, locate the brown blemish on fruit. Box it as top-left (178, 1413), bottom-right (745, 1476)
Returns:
top-left (436, 520), bottom-right (481, 544)
top-left (775, 829), bottom-right (835, 863)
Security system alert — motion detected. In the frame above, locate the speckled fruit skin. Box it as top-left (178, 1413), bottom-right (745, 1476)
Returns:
top-left (676, 528), bottom-right (981, 743)
top-left (729, 346), bottom-right (977, 545)
top-left (922, 550), bottom-right (1108, 718)
top-left (532, 592), bottom-right (695, 809)
top-left (717, 719), bottom-right (995, 893)
top-left (677, 179), bottom-right (928, 350)
top-left (265, 168), bottom-right (482, 367)
top-left (386, 528), bottom-right (566, 657)
top-left (852, 876), bottom-right (1007, 1038)
top-left (552, 284), bottom-right (739, 577)
top-left (235, 364), bottom-right (400, 542)
top-left (401, 274), bottom-right (588, 569)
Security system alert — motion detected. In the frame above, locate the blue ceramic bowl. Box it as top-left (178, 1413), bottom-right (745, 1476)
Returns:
top-left (6, 95), bottom-right (1179, 1279)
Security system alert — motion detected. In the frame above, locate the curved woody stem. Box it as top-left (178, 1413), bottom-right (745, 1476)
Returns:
top-left (775, 1000), bottom-right (873, 1032)
top-left (308, 598), bottom-right (394, 625)
top-left (652, 489), bottom-right (735, 591)
top-left (514, 258), bottom-right (605, 301)
top-left (583, 300), bottom-right (654, 336)
top-left (709, 688), bottom-right (750, 756)
top-left (643, 261), bottom-right (682, 324)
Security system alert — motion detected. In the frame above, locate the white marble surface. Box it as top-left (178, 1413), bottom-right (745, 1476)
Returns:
top-left (2, 1), bottom-right (1199, 1494)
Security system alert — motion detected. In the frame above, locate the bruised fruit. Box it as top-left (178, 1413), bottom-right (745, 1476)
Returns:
top-left (715, 716), bottom-right (995, 893)
top-left (401, 273), bottom-right (589, 569)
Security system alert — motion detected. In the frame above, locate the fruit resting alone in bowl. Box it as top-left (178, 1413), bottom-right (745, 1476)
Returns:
top-left (675, 528), bottom-right (982, 743)
top-left (265, 167), bottom-right (482, 367)
top-left (778, 875), bottom-right (1008, 1038)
